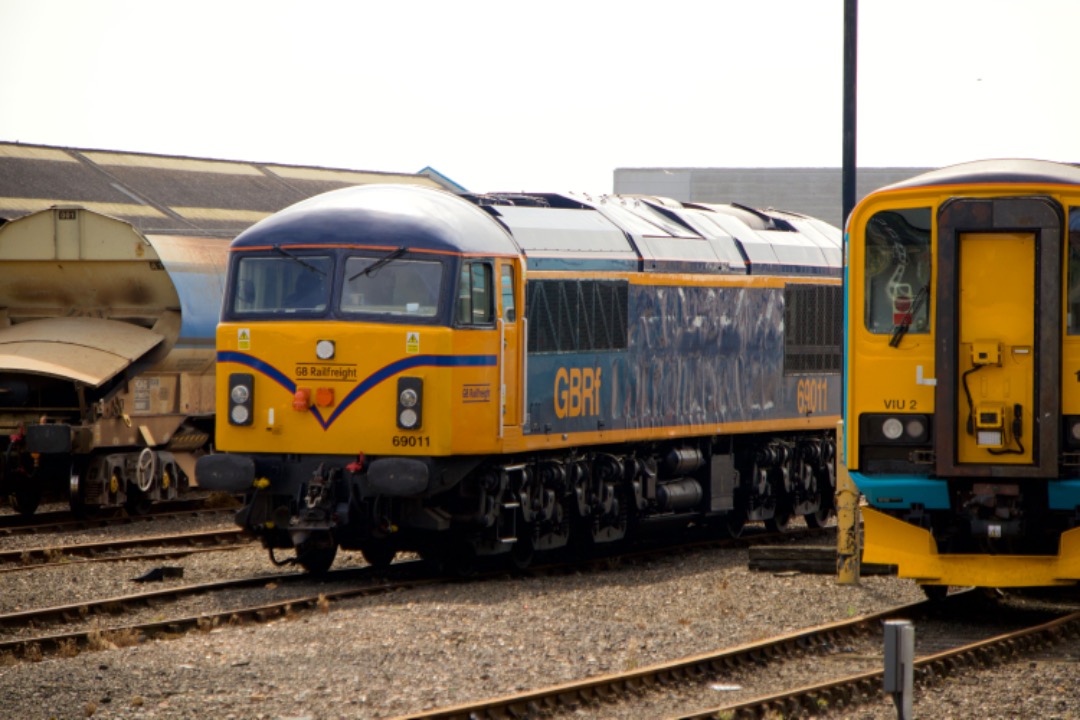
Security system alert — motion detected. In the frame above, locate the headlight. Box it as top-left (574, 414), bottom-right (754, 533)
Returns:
top-left (230, 384), bottom-right (250, 404)
top-left (229, 373), bottom-right (254, 426)
top-left (316, 339), bottom-right (335, 360)
top-left (860, 413), bottom-right (930, 444)
top-left (882, 418), bottom-right (904, 440)
top-left (396, 377), bottom-right (423, 430)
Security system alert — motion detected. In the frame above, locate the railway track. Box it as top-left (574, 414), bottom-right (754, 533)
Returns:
top-left (0, 561), bottom-right (440, 662)
top-left (0, 524), bottom-right (834, 666)
top-left (0, 527), bottom-right (251, 573)
top-left (392, 591), bottom-right (1080, 719)
top-left (0, 500), bottom-right (238, 538)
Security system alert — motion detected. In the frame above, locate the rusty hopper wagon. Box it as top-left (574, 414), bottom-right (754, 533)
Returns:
top-left (0, 206), bottom-right (228, 514)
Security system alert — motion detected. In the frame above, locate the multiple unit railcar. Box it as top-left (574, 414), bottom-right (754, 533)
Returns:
top-left (0, 206), bottom-right (226, 514)
top-left (197, 185), bottom-right (843, 572)
top-left (842, 159), bottom-right (1080, 594)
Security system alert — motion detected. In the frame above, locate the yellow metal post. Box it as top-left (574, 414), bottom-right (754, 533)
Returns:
top-left (836, 419), bottom-right (862, 584)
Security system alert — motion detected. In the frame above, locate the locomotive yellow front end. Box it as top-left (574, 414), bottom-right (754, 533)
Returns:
top-left (197, 185), bottom-right (522, 572)
top-left (845, 160), bottom-right (1080, 593)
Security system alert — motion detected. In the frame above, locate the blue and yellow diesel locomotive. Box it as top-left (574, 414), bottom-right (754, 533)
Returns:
top-left (842, 159), bottom-right (1080, 594)
top-left (197, 184), bottom-right (842, 572)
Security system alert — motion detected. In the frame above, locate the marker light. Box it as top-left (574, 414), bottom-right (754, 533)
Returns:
top-left (905, 418), bottom-right (926, 439)
top-left (230, 405), bottom-right (250, 425)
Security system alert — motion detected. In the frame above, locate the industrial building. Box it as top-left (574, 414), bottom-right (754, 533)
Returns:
top-left (614, 167), bottom-right (931, 227)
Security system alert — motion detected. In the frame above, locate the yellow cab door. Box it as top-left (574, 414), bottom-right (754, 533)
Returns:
top-left (497, 260), bottom-right (522, 434)
top-left (934, 197), bottom-right (1061, 478)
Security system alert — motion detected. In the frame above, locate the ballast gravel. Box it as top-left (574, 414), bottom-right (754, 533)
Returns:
top-left (1, 507), bottom-right (1079, 719)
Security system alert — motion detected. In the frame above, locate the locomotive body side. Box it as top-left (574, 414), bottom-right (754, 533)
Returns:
top-left (844, 159), bottom-right (1080, 592)
top-left (199, 185), bottom-right (843, 572)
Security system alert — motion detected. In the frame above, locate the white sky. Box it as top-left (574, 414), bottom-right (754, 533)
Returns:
top-left (2, 0), bottom-right (1079, 194)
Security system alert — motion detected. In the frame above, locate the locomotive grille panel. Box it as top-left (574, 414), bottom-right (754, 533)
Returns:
top-left (526, 279), bottom-right (628, 354)
top-left (784, 284), bottom-right (842, 375)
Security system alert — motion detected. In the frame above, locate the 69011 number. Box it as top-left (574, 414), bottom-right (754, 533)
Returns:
top-left (391, 435), bottom-right (430, 448)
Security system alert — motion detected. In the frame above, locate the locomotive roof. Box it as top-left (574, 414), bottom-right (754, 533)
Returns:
top-left (235, 184), bottom-right (842, 277)
top-left (873, 159), bottom-right (1080, 194)
top-left (231, 184), bottom-right (520, 255)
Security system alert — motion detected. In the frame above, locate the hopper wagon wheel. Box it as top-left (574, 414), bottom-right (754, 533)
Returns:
top-left (68, 474), bottom-right (87, 517)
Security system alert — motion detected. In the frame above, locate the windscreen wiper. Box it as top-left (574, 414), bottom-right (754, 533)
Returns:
top-left (348, 247), bottom-right (407, 281)
top-left (272, 245), bottom-right (326, 275)
top-left (889, 285), bottom-right (929, 348)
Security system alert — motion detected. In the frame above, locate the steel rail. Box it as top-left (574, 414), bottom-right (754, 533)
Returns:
top-left (0, 565), bottom-right (441, 662)
top-left (0, 527), bottom-right (249, 567)
top-left (0, 506), bottom-right (238, 537)
top-left (678, 608), bottom-right (1080, 719)
top-left (386, 597), bottom-right (941, 720)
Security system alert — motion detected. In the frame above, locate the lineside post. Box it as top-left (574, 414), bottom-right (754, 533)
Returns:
top-left (836, 419), bottom-right (862, 584)
top-left (883, 619), bottom-right (915, 720)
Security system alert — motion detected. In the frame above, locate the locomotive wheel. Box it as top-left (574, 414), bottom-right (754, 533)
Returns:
top-left (765, 509), bottom-right (792, 533)
top-left (509, 533), bottom-right (535, 571)
top-left (921, 584), bottom-right (949, 601)
top-left (444, 538), bottom-right (479, 578)
top-left (9, 486), bottom-right (41, 517)
top-left (722, 509), bottom-right (746, 538)
top-left (803, 505), bottom-right (834, 529)
top-left (360, 540), bottom-right (397, 569)
top-left (297, 533), bottom-right (338, 575)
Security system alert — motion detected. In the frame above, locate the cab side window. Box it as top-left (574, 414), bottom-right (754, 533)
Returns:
top-left (456, 261), bottom-right (494, 326)
top-left (500, 265), bottom-right (516, 322)
top-left (1067, 208), bottom-right (1080, 334)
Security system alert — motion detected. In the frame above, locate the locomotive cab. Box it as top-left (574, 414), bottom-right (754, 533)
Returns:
top-left (846, 161), bottom-right (1080, 589)
top-left (198, 185), bottom-right (526, 571)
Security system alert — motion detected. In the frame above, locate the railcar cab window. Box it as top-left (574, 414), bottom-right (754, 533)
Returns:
top-left (1067, 208), bottom-right (1080, 334)
top-left (456, 261), bottom-right (494, 326)
top-left (863, 208), bottom-right (931, 335)
top-left (232, 253), bottom-right (332, 315)
top-left (340, 256), bottom-right (442, 318)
